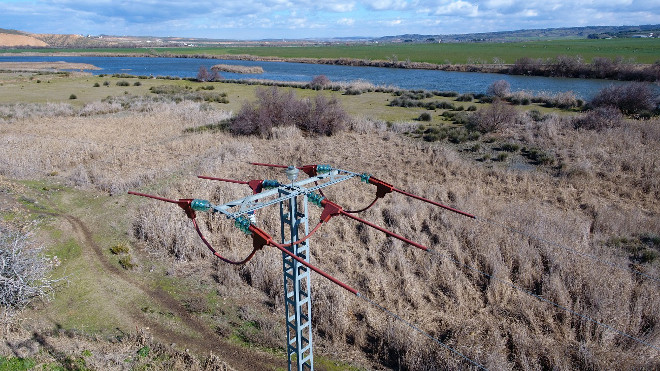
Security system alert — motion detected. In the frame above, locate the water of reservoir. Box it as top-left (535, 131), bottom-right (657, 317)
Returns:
top-left (0, 55), bottom-right (648, 99)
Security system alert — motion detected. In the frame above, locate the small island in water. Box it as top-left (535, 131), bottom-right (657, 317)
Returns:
top-left (211, 64), bottom-right (264, 74)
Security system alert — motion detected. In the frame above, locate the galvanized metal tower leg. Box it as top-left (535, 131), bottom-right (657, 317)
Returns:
top-left (280, 189), bottom-right (313, 371)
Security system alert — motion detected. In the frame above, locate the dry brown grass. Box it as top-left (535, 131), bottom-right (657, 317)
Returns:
top-left (1, 96), bottom-right (659, 369)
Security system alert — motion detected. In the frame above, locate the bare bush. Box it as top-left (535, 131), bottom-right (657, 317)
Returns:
top-left (0, 102), bottom-right (75, 123)
top-left (299, 94), bottom-right (347, 136)
top-left (309, 75), bottom-right (331, 90)
top-left (552, 55), bottom-right (584, 76)
top-left (1, 227), bottom-right (60, 322)
top-left (572, 106), bottom-right (624, 131)
top-left (550, 91), bottom-right (580, 109)
top-left (511, 57), bottom-right (544, 75)
top-left (229, 86), bottom-right (347, 137)
top-left (487, 79), bottom-right (511, 98)
top-left (468, 99), bottom-right (518, 133)
top-left (590, 82), bottom-right (659, 115)
top-left (196, 66), bottom-right (222, 82)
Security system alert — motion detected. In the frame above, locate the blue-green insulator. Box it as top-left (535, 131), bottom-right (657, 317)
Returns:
top-left (360, 173), bottom-right (371, 183)
top-left (307, 193), bottom-right (325, 208)
top-left (262, 179), bottom-right (280, 189)
top-left (234, 216), bottom-right (252, 235)
top-left (191, 199), bottom-right (211, 212)
top-left (316, 164), bottom-right (332, 173)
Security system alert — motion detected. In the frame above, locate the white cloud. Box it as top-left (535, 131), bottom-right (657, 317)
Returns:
top-left (338, 17), bottom-right (356, 25)
top-left (318, 1), bottom-right (356, 12)
top-left (0, 0), bottom-right (658, 39)
top-left (432, 1), bottom-right (478, 16)
top-left (362, 0), bottom-right (410, 11)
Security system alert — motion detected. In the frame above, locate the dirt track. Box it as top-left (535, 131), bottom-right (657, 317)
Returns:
top-left (58, 211), bottom-right (283, 370)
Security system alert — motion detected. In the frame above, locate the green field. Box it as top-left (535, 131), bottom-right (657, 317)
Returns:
top-left (3, 38), bottom-right (659, 64)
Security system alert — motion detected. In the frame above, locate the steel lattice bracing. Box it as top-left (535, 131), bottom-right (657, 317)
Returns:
top-left (280, 189), bottom-right (314, 370)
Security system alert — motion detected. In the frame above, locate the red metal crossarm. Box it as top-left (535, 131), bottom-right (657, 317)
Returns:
top-left (128, 191), bottom-right (197, 219)
top-left (250, 162), bottom-right (288, 169)
top-left (249, 162), bottom-right (320, 177)
top-left (270, 240), bottom-right (358, 296)
top-left (247, 224), bottom-right (358, 295)
top-left (343, 178), bottom-right (392, 214)
top-left (198, 175), bottom-right (265, 194)
top-left (364, 176), bottom-right (476, 219)
top-left (391, 186), bottom-right (476, 219)
top-left (319, 199), bottom-right (429, 252)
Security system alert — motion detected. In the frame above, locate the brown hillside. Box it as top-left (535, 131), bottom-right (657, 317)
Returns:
top-left (0, 33), bottom-right (48, 47)
top-left (33, 33), bottom-right (97, 47)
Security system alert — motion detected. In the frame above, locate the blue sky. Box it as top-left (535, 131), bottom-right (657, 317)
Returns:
top-left (1, 0), bottom-right (659, 39)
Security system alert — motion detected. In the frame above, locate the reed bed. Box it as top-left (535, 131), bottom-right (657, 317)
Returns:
top-left (1, 97), bottom-right (658, 369)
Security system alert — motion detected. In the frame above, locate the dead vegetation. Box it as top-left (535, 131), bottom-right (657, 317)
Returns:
top-left (211, 64), bottom-right (264, 74)
top-left (0, 226), bottom-right (61, 325)
top-left (0, 82), bottom-right (659, 369)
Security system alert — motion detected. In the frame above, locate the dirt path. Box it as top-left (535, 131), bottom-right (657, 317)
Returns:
top-left (57, 212), bottom-right (284, 370)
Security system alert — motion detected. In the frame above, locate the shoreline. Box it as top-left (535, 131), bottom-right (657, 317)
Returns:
top-left (0, 51), bottom-right (657, 82)
top-left (0, 61), bottom-right (101, 72)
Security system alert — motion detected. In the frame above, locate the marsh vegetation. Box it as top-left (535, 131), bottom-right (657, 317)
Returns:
top-left (1, 69), bottom-right (659, 369)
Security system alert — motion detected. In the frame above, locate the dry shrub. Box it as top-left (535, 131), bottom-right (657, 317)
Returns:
top-left (0, 102), bottom-right (74, 123)
top-left (229, 86), bottom-right (347, 137)
top-left (590, 82), bottom-right (659, 115)
top-left (197, 66), bottom-right (221, 82)
top-left (309, 74), bottom-right (331, 89)
top-left (300, 94), bottom-right (347, 135)
top-left (349, 116), bottom-right (390, 134)
top-left (487, 79), bottom-right (511, 98)
top-left (1, 227), bottom-right (61, 323)
top-left (338, 79), bottom-right (377, 92)
top-left (468, 99), bottom-right (518, 133)
top-left (549, 91), bottom-right (580, 109)
top-left (572, 106), bottom-right (624, 131)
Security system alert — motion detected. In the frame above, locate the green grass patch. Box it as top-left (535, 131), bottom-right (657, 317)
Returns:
top-left (109, 243), bottom-right (130, 255)
top-left (51, 238), bottom-right (82, 264)
top-left (0, 357), bottom-right (36, 371)
top-left (607, 234), bottom-right (660, 264)
top-left (5, 38), bottom-right (659, 64)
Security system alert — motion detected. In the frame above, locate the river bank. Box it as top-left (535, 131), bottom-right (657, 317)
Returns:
top-left (0, 61), bottom-right (100, 72)
top-left (2, 51), bottom-right (657, 82)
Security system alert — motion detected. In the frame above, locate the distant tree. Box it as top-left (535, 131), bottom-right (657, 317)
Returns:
top-left (310, 75), bottom-right (331, 90)
top-left (511, 57), bottom-right (544, 75)
top-left (590, 82), bottom-right (658, 115)
top-left (552, 55), bottom-right (584, 77)
top-left (197, 66), bottom-right (211, 82)
top-left (487, 80), bottom-right (511, 98)
top-left (209, 70), bottom-right (222, 82)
